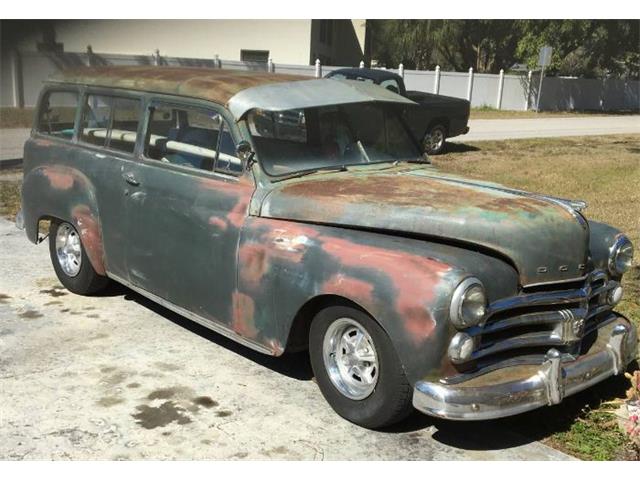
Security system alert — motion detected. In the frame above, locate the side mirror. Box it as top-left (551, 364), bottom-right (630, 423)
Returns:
top-left (236, 140), bottom-right (255, 169)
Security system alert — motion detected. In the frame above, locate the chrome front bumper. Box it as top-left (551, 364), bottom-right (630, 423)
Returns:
top-left (413, 317), bottom-right (638, 420)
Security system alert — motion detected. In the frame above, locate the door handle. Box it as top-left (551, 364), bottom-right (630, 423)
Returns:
top-left (122, 172), bottom-right (140, 186)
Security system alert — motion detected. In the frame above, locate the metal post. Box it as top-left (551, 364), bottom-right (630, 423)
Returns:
top-left (153, 49), bottom-right (160, 66)
top-left (466, 67), bottom-right (474, 102)
top-left (268, 57), bottom-right (274, 73)
top-left (214, 54), bottom-right (221, 69)
top-left (433, 65), bottom-right (441, 94)
top-left (86, 45), bottom-right (94, 67)
top-left (496, 69), bottom-right (505, 109)
top-left (359, 60), bottom-right (365, 69)
top-left (315, 59), bottom-right (322, 78)
top-left (398, 63), bottom-right (404, 78)
top-left (10, 50), bottom-right (24, 108)
top-left (536, 65), bottom-right (546, 111)
top-left (524, 70), bottom-right (533, 110)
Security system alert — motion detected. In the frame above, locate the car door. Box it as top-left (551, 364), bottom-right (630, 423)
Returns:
top-left (75, 91), bottom-right (144, 282)
top-left (124, 98), bottom-right (253, 327)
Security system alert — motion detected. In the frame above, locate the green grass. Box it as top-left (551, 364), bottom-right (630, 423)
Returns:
top-left (0, 179), bottom-right (21, 221)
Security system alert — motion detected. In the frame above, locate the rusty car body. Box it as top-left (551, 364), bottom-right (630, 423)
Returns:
top-left (19, 66), bottom-right (637, 427)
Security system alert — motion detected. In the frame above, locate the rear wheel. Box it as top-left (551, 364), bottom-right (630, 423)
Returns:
top-left (309, 305), bottom-right (413, 429)
top-left (49, 220), bottom-right (109, 295)
top-left (423, 124), bottom-right (447, 155)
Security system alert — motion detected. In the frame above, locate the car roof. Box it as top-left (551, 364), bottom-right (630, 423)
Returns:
top-left (326, 68), bottom-right (403, 83)
top-left (48, 66), bottom-right (311, 106)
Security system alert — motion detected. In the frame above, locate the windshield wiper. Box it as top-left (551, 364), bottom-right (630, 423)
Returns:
top-left (272, 164), bottom-right (349, 182)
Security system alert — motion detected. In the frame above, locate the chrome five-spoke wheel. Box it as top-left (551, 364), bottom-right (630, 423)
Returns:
top-left (55, 222), bottom-right (82, 277)
top-left (322, 317), bottom-right (379, 400)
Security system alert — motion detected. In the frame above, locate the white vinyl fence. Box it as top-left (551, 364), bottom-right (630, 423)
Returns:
top-left (2, 49), bottom-right (639, 112)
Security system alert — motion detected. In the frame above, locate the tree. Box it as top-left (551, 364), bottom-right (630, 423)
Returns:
top-left (371, 20), bottom-right (639, 79)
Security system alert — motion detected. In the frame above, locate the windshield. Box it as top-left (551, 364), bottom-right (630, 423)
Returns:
top-left (247, 102), bottom-right (422, 176)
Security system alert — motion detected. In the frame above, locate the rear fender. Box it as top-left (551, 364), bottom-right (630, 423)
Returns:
top-left (22, 164), bottom-right (105, 275)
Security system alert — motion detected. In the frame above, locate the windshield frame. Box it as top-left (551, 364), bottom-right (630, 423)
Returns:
top-left (245, 101), bottom-right (426, 180)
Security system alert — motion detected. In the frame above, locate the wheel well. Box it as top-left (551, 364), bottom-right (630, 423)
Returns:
top-left (35, 215), bottom-right (56, 243)
top-left (284, 294), bottom-right (368, 353)
top-left (427, 118), bottom-right (449, 136)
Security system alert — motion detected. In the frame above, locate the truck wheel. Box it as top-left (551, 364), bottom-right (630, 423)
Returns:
top-left (309, 305), bottom-right (413, 429)
top-left (49, 220), bottom-right (109, 295)
top-left (424, 124), bottom-right (447, 155)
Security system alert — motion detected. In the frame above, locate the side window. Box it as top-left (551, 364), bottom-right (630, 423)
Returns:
top-left (37, 90), bottom-right (78, 139)
top-left (80, 94), bottom-right (141, 154)
top-left (80, 95), bottom-right (111, 147)
top-left (110, 97), bottom-right (141, 154)
top-left (145, 103), bottom-right (241, 174)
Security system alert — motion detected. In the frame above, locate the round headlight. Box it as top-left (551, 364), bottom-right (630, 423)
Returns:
top-left (450, 277), bottom-right (488, 329)
top-left (609, 236), bottom-right (634, 276)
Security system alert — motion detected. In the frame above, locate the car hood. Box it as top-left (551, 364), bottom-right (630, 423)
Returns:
top-left (259, 166), bottom-right (590, 286)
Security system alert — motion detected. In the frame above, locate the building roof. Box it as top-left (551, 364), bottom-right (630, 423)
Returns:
top-left (49, 66), bottom-right (311, 106)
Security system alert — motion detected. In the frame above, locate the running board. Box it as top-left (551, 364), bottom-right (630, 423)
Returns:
top-left (106, 272), bottom-right (274, 356)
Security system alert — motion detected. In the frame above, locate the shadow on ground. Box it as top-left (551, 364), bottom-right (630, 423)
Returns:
top-left (119, 284), bottom-right (634, 453)
top-left (442, 142), bottom-right (481, 154)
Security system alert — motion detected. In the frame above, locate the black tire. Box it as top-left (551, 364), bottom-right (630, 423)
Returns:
top-left (309, 304), bottom-right (413, 429)
top-left (49, 219), bottom-right (109, 295)
top-left (423, 124), bottom-right (447, 155)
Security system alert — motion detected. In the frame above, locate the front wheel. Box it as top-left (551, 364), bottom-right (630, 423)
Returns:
top-left (49, 220), bottom-right (109, 295)
top-left (423, 124), bottom-right (447, 155)
top-left (309, 305), bottom-right (413, 429)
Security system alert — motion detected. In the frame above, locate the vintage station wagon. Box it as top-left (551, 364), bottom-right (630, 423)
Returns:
top-left (19, 66), bottom-right (637, 428)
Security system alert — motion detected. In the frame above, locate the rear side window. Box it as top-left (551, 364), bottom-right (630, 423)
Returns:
top-left (37, 90), bottom-right (78, 139)
top-left (144, 103), bottom-right (242, 174)
top-left (80, 94), bottom-right (141, 154)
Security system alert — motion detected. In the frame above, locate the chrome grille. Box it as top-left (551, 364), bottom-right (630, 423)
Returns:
top-left (464, 270), bottom-right (616, 366)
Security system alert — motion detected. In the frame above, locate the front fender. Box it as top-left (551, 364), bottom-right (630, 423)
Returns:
top-left (236, 217), bottom-right (518, 383)
top-left (22, 163), bottom-right (106, 275)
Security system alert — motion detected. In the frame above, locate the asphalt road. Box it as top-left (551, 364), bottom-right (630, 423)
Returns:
top-left (458, 115), bottom-right (640, 142)
top-left (0, 218), bottom-right (572, 460)
top-left (0, 128), bottom-right (30, 162)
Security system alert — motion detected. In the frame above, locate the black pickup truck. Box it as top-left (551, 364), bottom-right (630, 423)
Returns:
top-left (326, 68), bottom-right (470, 155)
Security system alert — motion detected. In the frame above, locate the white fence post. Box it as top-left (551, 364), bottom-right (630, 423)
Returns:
top-left (10, 49), bottom-right (23, 108)
top-left (268, 57), bottom-right (274, 73)
top-left (315, 59), bottom-right (322, 78)
top-left (398, 63), bottom-right (404, 78)
top-left (524, 70), bottom-right (533, 110)
top-left (214, 54), bottom-right (221, 69)
top-left (433, 65), bottom-right (441, 94)
top-left (496, 68), bottom-right (505, 109)
top-left (153, 49), bottom-right (160, 66)
top-left (359, 60), bottom-right (365, 69)
top-left (467, 67), bottom-right (474, 102)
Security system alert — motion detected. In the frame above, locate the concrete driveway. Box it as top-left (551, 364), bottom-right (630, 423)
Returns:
top-left (0, 218), bottom-right (573, 460)
top-left (458, 115), bottom-right (640, 142)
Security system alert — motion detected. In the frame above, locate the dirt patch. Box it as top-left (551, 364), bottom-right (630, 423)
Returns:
top-left (97, 396), bottom-right (125, 407)
top-left (192, 396), bottom-right (218, 408)
top-left (132, 401), bottom-right (192, 429)
top-left (19, 309), bottom-right (43, 319)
